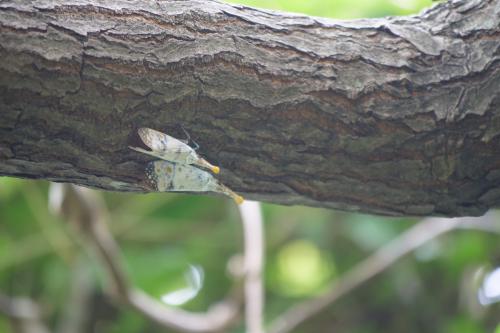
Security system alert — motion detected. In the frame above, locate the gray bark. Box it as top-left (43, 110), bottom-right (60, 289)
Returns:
top-left (0, 0), bottom-right (499, 216)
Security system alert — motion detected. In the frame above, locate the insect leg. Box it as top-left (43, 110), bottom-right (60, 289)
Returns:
top-left (191, 139), bottom-right (200, 151)
top-left (180, 125), bottom-right (200, 151)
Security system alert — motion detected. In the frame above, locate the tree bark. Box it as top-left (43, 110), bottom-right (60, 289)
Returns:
top-left (0, 0), bottom-right (499, 216)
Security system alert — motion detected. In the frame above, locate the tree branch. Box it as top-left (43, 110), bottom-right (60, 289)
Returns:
top-left (1, 0), bottom-right (499, 216)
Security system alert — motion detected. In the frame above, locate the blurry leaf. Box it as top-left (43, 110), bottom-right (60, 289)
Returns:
top-left (444, 316), bottom-right (483, 333)
top-left (123, 245), bottom-right (189, 298)
top-left (0, 177), bottom-right (23, 200)
top-left (0, 234), bottom-right (52, 273)
top-left (414, 239), bottom-right (442, 262)
top-left (0, 317), bottom-right (10, 333)
top-left (263, 204), bottom-right (336, 251)
top-left (149, 195), bottom-right (224, 221)
top-left (1, 196), bottom-right (37, 235)
top-left (41, 257), bottom-right (70, 305)
top-left (443, 233), bottom-right (490, 277)
top-left (346, 215), bottom-right (400, 251)
top-left (271, 239), bottom-right (335, 297)
top-left (107, 309), bottom-right (148, 333)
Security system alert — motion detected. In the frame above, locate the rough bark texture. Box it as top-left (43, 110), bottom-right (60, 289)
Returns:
top-left (0, 0), bottom-right (499, 216)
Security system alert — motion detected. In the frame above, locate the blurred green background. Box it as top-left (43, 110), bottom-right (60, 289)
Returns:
top-left (1, 1), bottom-right (499, 332)
top-left (225, 0), bottom-right (434, 19)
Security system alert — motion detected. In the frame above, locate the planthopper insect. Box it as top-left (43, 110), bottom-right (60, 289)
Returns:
top-left (130, 127), bottom-right (243, 204)
top-left (129, 127), bottom-right (220, 174)
top-left (145, 160), bottom-right (244, 204)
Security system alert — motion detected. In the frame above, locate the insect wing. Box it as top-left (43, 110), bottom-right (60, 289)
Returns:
top-left (145, 161), bottom-right (243, 204)
top-left (170, 164), bottom-right (212, 191)
top-left (133, 128), bottom-right (220, 174)
top-left (145, 160), bottom-right (164, 190)
top-left (138, 128), bottom-right (193, 154)
top-left (145, 161), bottom-right (211, 192)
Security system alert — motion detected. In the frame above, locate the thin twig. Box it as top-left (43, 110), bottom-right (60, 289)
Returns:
top-left (239, 201), bottom-right (265, 333)
top-left (268, 212), bottom-right (498, 333)
top-left (50, 184), bottom-right (239, 333)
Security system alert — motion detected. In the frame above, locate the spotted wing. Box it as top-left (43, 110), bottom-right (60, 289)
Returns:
top-left (145, 160), bottom-right (211, 192)
top-left (144, 160), bottom-right (176, 191)
top-left (145, 161), bottom-right (243, 203)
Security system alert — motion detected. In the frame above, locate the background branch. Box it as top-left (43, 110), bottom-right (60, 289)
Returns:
top-left (55, 257), bottom-right (95, 333)
top-left (0, 293), bottom-right (50, 333)
top-left (239, 201), bottom-right (265, 333)
top-left (51, 183), bottom-right (240, 333)
top-left (268, 211), bottom-right (499, 333)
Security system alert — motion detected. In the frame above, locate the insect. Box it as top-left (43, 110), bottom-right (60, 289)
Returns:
top-left (130, 127), bottom-right (243, 204)
top-left (145, 160), bottom-right (244, 204)
top-left (129, 127), bottom-right (220, 174)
